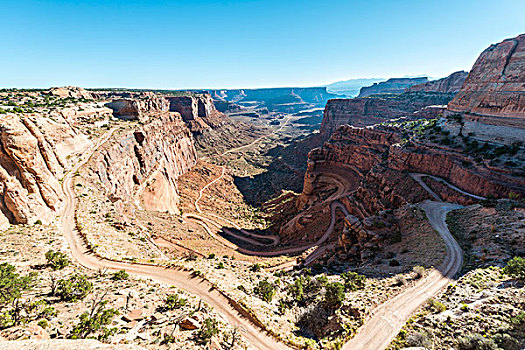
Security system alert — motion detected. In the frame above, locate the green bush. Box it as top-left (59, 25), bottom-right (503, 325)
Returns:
top-left (324, 282), bottom-right (345, 309)
top-left (341, 271), bottom-right (366, 291)
top-left (457, 333), bottom-right (497, 350)
top-left (0, 263), bottom-right (36, 306)
top-left (111, 270), bottom-right (129, 281)
top-left (427, 298), bottom-right (446, 313)
top-left (503, 257), bottom-right (525, 280)
top-left (55, 274), bottom-right (93, 302)
top-left (254, 279), bottom-right (274, 302)
top-left (196, 318), bottom-right (219, 344)
top-left (45, 250), bottom-right (70, 270)
top-left (164, 294), bottom-right (186, 310)
top-left (69, 300), bottom-right (118, 340)
top-left (250, 263), bottom-right (261, 272)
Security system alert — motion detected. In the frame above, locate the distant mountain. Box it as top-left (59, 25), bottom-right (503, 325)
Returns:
top-left (326, 78), bottom-right (386, 97)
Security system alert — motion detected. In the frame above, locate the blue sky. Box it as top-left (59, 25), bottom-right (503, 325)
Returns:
top-left (1, 0), bottom-right (524, 89)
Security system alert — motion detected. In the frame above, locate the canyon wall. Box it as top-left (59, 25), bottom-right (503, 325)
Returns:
top-left (445, 33), bottom-right (525, 144)
top-left (105, 94), bottom-right (169, 122)
top-left (357, 77), bottom-right (428, 97)
top-left (299, 125), bottom-right (524, 215)
top-left (166, 94), bottom-right (224, 133)
top-left (91, 112), bottom-right (197, 214)
top-left (319, 92), bottom-right (454, 135)
top-left (0, 112), bottom-right (94, 230)
top-left (407, 71), bottom-right (468, 93)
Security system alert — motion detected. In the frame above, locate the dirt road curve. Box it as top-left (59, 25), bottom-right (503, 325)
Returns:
top-left (59, 131), bottom-right (289, 350)
top-left (342, 200), bottom-right (463, 350)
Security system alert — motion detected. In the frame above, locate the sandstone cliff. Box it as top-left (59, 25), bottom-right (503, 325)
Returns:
top-left (0, 113), bottom-right (91, 229)
top-left (446, 33), bottom-right (525, 144)
top-left (105, 94), bottom-right (169, 122)
top-left (407, 71), bottom-right (468, 93)
top-left (357, 77), bottom-right (428, 97)
top-left (300, 125), bottom-right (524, 214)
top-left (45, 86), bottom-right (93, 99)
top-left (91, 112), bottom-right (197, 214)
top-left (319, 92), bottom-right (453, 135)
top-left (166, 94), bottom-right (224, 134)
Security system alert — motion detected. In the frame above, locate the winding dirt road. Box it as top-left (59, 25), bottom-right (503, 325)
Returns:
top-left (341, 200), bottom-right (463, 350)
top-left (59, 131), bottom-right (289, 350)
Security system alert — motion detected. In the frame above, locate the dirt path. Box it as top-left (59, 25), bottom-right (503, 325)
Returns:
top-left (59, 130), bottom-right (290, 350)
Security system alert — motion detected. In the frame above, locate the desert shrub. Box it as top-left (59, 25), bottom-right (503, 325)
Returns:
top-left (69, 300), bottom-right (118, 340)
top-left (164, 294), bottom-right (186, 310)
top-left (250, 263), bottom-right (261, 272)
top-left (254, 279), bottom-right (274, 302)
top-left (503, 257), bottom-right (525, 280)
top-left (45, 250), bottom-right (70, 270)
top-left (324, 282), bottom-right (345, 309)
top-left (207, 253), bottom-right (215, 259)
top-left (341, 271), bottom-right (366, 291)
top-left (427, 298), bottom-right (446, 313)
top-left (412, 266), bottom-right (425, 279)
top-left (297, 304), bottom-right (330, 338)
top-left (216, 262), bottom-right (225, 269)
top-left (457, 333), bottom-right (497, 350)
top-left (196, 318), bottom-right (219, 344)
top-left (407, 331), bottom-right (432, 348)
top-left (111, 270), bottom-right (129, 281)
top-left (0, 263), bottom-right (36, 306)
top-left (37, 319), bottom-right (48, 329)
top-left (288, 277), bottom-right (305, 304)
top-left (55, 274), bottom-right (93, 302)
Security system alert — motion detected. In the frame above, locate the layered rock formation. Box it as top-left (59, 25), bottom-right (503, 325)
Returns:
top-left (166, 94), bottom-right (224, 133)
top-left (407, 71), bottom-right (468, 93)
top-left (357, 77), bottom-right (428, 97)
top-left (319, 92), bottom-right (453, 135)
top-left (91, 112), bottom-right (197, 214)
top-left (300, 125), bottom-right (524, 215)
top-left (0, 113), bottom-right (91, 229)
top-left (446, 33), bottom-right (525, 144)
top-left (106, 94), bottom-right (169, 122)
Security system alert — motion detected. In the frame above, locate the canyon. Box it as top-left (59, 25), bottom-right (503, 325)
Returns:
top-left (0, 33), bottom-right (524, 350)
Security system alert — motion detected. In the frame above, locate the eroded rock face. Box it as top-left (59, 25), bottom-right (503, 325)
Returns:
top-left (407, 71), bottom-right (468, 93)
top-left (447, 34), bottom-right (525, 132)
top-left (358, 77), bottom-right (428, 97)
top-left (299, 125), bottom-right (524, 213)
top-left (92, 112), bottom-right (197, 214)
top-left (0, 113), bottom-right (89, 228)
top-left (319, 93), bottom-right (454, 135)
top-left (106, 94), bottom-right (169, 122)
top-left (166, 94), bottom-right (224, 133)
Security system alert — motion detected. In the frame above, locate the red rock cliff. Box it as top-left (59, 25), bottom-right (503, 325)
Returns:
top-left (407, 71), bottom-right (468, 93)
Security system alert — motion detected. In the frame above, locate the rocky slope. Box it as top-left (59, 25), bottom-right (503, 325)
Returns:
top-left (445, 33), bottom-right (525, 144)
top-left (406, 71), bottom-right (468, 93)
top-left (105, 93), bottom-right (169, 122)
top-left (357, 77), bottom-right (428, 97)
top-left (319, 92), bottom-right (454, 135)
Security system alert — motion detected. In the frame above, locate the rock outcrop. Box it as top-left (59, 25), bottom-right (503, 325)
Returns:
top-left (407, 71), bottom-right (468, 93)
top-left (0, 113), bottom-right (91, 229)
top-left (92, 112), bottom-right (197, 214)
top-left (106, 94), bottom-right (169, 122)
top-left (45, 86), bottom-right (93, 100)
top-left (319, 92), bottom-right (453, 135)
top-left (166, 94), bottom-right (224, 133)
top-left (446, 34), bottom-right (525, 144)
top-left (358, 77), bottom-right (428, 97)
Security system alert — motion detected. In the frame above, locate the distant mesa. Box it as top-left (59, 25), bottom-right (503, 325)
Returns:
top-left (407, 71), bottom-right (468, 93)
top-left (357, 77), bottom-right (428, 97)
top-left (45, 86), bottom-right (93, 100)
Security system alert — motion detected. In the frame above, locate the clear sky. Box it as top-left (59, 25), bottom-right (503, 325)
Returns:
top-left (2, 0), bottom-right (524, 89)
